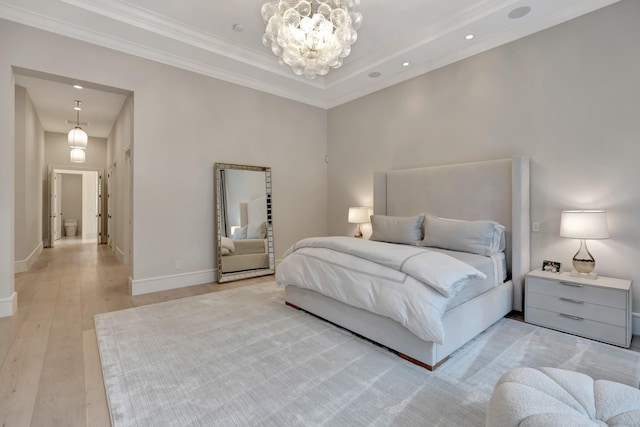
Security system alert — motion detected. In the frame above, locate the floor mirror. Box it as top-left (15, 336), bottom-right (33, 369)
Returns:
top-left (214, 163), bottom-right (274, 283)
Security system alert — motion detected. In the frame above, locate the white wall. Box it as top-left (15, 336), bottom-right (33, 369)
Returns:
top-left (14, 85), bottom-right (44, 273)
top-left (107, 96), bottom-right (133, 263)
top-left (0, 18), bottom-right (327, 302)
top-left (327, 1), bottom-right (640, 309)
top-left (60, 174), bottom-right (82, 236)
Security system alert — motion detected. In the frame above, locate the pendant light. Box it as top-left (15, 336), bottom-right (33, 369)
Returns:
top-left (70, 148), bottom-right (86, 163)
top-left (68, 100), bottom-right (87, 149)
top-left (68, 100), bottom-right (87, 163)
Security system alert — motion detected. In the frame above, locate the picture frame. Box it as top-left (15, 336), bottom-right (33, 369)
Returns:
top-left (542, 260), bottom-right (561, 274)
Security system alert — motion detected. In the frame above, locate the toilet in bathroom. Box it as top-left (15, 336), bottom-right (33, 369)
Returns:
top-left (64, 219), bottom-right (78, 237)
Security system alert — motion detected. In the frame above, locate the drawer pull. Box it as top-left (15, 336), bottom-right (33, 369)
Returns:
top-left (559, 282), bottom-right (583, 288)
top-left (559, 297), bottom-right (584, 304)
top-left (559, 313), bottom-right (584, 321)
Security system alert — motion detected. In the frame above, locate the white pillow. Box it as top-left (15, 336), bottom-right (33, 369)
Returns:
top-left (232, 225), bottom-right (247, 240)
top-left (370, 214), bottom-right (424, 245)
top-left (422, 214), bottom-right (505, 255)
top-left (247, 222), bottom-right (266, 239)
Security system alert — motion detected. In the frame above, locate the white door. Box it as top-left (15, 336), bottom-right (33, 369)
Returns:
top-left (107, 168), bottom-right (113, 248)
top-left (55, 173), bottom-right (62, 240)
top-left (124, 148), bottom-right (132, 265)
top-left (98, 171), bottom-right (104, 244)
top-left (49, 171), bottom-right (61, 247)
top-left (82, 171), bottom-right (99, 240)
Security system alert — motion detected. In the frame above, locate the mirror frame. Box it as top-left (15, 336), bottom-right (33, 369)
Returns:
top-left (214, 163), bottom-right (274, 283)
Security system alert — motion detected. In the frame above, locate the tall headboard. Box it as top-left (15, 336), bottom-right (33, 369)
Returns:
top-left (373, 156), bottom-right (530, 311)
top-left (239, 195), bottom-right (268, 227)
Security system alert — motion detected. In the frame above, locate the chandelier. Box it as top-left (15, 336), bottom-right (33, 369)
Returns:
top-left (261, 0), bottom-right (362, 79)
top-left (68, 100), bottom-right (87, 164)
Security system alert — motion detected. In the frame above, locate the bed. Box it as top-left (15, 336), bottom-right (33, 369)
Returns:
top-left (276, 156), bottom-right (530, 370)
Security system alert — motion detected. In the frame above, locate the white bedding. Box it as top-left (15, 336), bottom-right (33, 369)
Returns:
top-left (276, 236), bottom-right (487, 344)
top-left (439, 249), bottom-right (506, 310)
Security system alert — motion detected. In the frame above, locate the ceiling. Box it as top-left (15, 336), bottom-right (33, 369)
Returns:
top-left (2, 0), bottom-right (619, 136)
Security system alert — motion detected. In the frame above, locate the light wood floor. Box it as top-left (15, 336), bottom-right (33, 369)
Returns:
top-left (0, 243), bottom-right (273, 427)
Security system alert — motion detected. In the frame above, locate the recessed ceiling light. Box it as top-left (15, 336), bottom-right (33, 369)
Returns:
top-left (508, 6), bottom-right (531, 19)
top-left (232, 23), bottom-right (244, 32)
top-left (368, 72), bottom-right (381, 78)
top-left (73, 84), bottom-right (83, 89)
top-left (465, 34), bottom-right (475, 40)
top-left (402, 62), bottom-right (410, 67)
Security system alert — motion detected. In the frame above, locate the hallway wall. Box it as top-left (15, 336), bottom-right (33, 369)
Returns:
top-left (14, 85), bottom-right (45, 274)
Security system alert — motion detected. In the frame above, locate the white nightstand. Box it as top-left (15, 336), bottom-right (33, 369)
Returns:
top-left (525, 269), bottom-right (632, 348)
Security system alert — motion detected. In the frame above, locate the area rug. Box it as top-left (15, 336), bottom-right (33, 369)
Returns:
top-left (95, 282), bottom-right (640, 426)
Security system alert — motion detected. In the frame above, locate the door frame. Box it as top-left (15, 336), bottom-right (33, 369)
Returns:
top-left (46, 164), bottom-right (106, 247)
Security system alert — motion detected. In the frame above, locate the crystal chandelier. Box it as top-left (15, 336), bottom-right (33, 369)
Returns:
top-left (261, 0), bottom-right (362, 79)
top-left (68, 100), bottom-right (87, 163)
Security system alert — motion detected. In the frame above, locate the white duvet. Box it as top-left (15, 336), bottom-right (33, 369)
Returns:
top-left (276, 236), bottom-right (487, 344)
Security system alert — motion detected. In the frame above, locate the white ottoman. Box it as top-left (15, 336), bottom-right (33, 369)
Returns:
top-left (486, 367), bottom-right (640, 426)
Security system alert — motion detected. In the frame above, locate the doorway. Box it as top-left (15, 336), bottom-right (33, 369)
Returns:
top-left (47, 167), bottom-right (102, 247)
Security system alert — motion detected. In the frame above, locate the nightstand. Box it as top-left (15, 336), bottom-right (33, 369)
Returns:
top-left (525, 269), bottom-right (632, 348)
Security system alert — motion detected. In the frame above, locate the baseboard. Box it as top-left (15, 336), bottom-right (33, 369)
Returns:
top-left (633, 312), bottom-right (640, 335)
top-left (14, 241), bottom-right (43, 273)
top-left (130, 269), bottom-right (216, 296)
top-left (0, 292), bottom-right (18, 317)
top-left (115, 246), bottom-right (125, 263)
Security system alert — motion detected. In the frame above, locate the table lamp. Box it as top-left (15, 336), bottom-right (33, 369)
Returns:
top-left (348, 207), bottom-right (370, 238)
top-left (559, 210), bottom-right (609, 277)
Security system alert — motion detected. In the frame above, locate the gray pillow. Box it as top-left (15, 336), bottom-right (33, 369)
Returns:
top-left (422, 214), bottom-right (505, 255)
top-left (370, 214), bottom-right (425, 245)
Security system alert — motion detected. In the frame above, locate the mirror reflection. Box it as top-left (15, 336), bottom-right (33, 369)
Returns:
top-left (214, 163), bottom-right (274, 283)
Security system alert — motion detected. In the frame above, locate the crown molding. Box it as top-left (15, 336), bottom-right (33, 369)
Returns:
top-left (60, 0), bottom-right (325, 88)
top-left (1, 0), bottom-right (622, 110)
top-left (0, 3), bottom-right (330, 107)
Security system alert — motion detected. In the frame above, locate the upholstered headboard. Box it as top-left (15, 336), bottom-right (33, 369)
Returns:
top-left (239, 195), bottom-right (268, 227)
top-left (373, 156), bottom-right (530, 311)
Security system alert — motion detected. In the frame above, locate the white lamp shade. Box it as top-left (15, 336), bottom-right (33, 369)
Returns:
top-left (560, 210), bottom-right (609, 239)
top-left (348, 207), bottom-right (370, 224)
top-left (68, 127), bottom-right (88, 149)
top-left (70, 148), bottom-right (86, 163)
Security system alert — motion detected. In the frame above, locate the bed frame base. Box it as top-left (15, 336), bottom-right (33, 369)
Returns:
top-left (286, 298), bottom-right (442, 370)
top-left (398, 353), bottom-right (448, 371)
top-left (284, 280), bottom-right (513, 371)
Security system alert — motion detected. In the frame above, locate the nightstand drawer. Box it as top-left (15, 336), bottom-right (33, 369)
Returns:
top-left (526, 307), bottom-right (627, 347)
top-left (526, 292), bottom-right (626, 327)
top-left (526, 277), bottom-right (627, 309)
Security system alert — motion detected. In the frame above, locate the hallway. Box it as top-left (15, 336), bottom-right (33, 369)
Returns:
top-left (0, 243), bottom-right (270, 426)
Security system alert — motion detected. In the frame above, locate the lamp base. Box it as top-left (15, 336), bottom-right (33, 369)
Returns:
top-left (572, 239), bottom-right (596, 275)
top-left (569, 270), bottom-right (598, 279)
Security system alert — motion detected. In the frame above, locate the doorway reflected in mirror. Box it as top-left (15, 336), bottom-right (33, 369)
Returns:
top-left (214, 163), bottom-right (274, 283)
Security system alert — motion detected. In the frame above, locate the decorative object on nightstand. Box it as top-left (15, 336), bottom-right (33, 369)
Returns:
top-left (541, 260), bottom-right (561, 273)
top-left (559, 210), bottom-right (609, 278)
top-left (348, 207), bottom-right (370, 238)
top-left (525, 269), bottom-right (632, 348)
